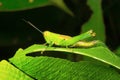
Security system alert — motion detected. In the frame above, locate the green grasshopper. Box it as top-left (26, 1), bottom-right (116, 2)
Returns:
top-left (23, 20), bottom-right (97, 48)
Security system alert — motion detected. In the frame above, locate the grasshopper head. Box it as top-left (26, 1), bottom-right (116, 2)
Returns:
top-left (43, 31), bottom-right (54, 44)
top-left (43, 31), bottom-right (50, 36)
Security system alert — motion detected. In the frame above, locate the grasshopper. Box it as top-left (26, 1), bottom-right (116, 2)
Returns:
top-left (23, 20), bottom-right (97, 48)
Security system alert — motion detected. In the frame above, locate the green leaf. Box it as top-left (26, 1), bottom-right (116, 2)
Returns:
top-left (9, 42), bottom-right (120, 79)
top-left (81, 0), bottom-right (105, 42)
top-left (16, 43), bottom-right (120, 69)
top-left (50, 0), bottom-right (74, 16)
top-left (0, 0), bottom-right (50, 11)
top-left (9, 48), bottom-right (120, 80)
top-left (0, 0), bottom-right (73, 16)
top-left (0, 60), bottom-right (33, 80)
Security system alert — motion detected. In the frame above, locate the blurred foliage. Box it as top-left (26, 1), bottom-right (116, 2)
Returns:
top-left (114, 46), bottom-right (120, 57)
top-left (81, 0), bottom-right (105, 42)
top-left (0, 0), bottom-right (73, 15)
top-left (102, 0), bottom-right (120, 49)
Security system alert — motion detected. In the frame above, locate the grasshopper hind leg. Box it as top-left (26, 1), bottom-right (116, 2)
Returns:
top-left (72, 40), bottom-right (98, 47)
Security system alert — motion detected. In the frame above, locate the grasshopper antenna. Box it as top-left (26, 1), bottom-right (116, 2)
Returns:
top-left (22, 19), bottom-right (43, 34)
